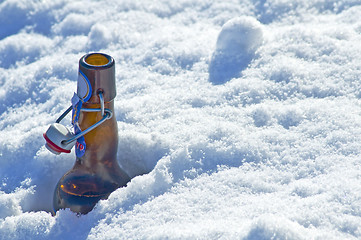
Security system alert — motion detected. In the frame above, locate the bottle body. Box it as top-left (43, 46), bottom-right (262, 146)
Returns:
top-left (53, 170), bottom-right (119, 214)
top-left (53, 53), bottom-right (130, 215)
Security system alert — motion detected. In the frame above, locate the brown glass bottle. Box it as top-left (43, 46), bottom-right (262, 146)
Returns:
top-left (53, 53), bottom-right (130, 214)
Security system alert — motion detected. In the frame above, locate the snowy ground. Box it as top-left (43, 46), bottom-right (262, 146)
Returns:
top-left (1, 0), bottom-right (361, 239)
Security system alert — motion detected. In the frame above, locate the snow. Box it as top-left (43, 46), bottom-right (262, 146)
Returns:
top-left (0, 0), bottom-right (361, 239)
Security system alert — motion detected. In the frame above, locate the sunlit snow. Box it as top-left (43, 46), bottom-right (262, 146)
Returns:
top-left (1, 0), bottom-right (361, 239)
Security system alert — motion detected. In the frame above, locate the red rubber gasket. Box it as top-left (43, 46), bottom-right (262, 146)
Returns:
top-left (43, 133), bottom-right (71, 153)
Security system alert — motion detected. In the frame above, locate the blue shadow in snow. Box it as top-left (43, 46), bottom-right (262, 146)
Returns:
top-left (209, 50), bottom-right (255, 85)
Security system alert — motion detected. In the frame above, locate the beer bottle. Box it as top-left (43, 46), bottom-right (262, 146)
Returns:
top-left (51, 53), bottom-right (130, 214)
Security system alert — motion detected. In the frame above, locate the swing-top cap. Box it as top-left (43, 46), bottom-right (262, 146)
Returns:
top-left (78, 53), bottom-right (116, 103)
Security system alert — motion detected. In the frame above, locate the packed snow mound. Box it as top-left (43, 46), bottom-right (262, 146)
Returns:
top-left (1, 0), bottom-right (361, 239)
top-left (215, 17), bottom-right (263, 55)
top-left (210, 17), bottom-right (263, 84)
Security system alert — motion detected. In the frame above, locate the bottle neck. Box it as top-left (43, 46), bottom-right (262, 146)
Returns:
top-left (76, 100), bottom-right (118, 169)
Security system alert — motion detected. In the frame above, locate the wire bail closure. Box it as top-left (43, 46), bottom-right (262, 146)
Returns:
top-left (44, 91), bottom-right (112, 155)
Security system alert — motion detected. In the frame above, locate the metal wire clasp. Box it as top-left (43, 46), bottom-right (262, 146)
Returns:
top-left (43, 91), bottom-right (112, 154)
top-left (61, 91), bottom-right (112, 145)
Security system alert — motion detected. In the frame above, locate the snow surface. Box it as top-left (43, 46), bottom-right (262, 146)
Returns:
top-left (1, 0), bottom-right (361, 239)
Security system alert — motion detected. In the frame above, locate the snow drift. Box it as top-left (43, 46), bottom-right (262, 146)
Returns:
top-left (0, 0), bottom-right (361, 239)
